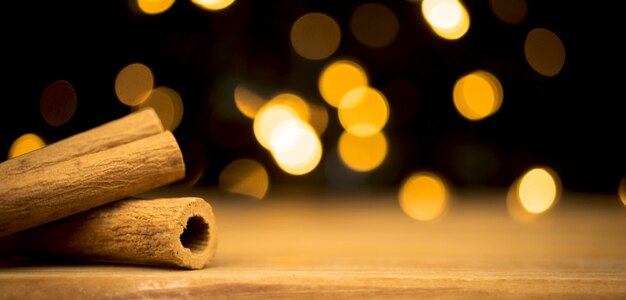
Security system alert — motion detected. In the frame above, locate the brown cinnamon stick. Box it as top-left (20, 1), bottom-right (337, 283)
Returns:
top-left (1, 108), bottom-right (164, 175)
top-left (0, 197), bottom-right (217, 269)
top-left (0, 131), bottom-right (185, 237)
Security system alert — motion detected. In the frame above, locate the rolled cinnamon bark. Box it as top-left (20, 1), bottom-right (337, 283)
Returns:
top-left (0, 131), bottom-right (185, 237)
top-left (1, 108), bottom-right (164, 175)
top-left (0, 197), bottom-right (217, 269)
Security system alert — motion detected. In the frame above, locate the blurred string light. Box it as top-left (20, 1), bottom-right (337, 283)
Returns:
top-left (8, 133), bottom-right (46, 159)
top-left (134, 86), bottom-right (184, 131)
top-left (488, 0), bottom-right (528, 25)
top-left (115, 63), bottom-right (154, 106)
top-left (219, 158), bottom-right (269, 200)
top-left (234, 85), bottom-right (266, 119)
top-left (338, 131), bottom-right (387, 172)
top-left (116, 62), bottom-right (184, 131)
top-left (191, 0), bottom-right (236, 11)
top-left (269, 93), bottom-right (328, 136)
top-left (319, 59), bottom-right (369, 108)
top-left (506, 178), bottom-right (533, 222)
top-left (452, 70), bottom-right (503, 121)
top-left (518, 167), bottom-right (561, 214)
top-left (507, 166), bottom-right (561, 221)
top-left (617, 175), bottom-right (626, 205)
top-left (252, 97), bottom-right (323, 175)
top-left (253, 104), bottom-right (301, 150)
top-left (525, 28), bottom-right (566, 77)
top-left (268, 93), bottom-right (311, 122)
top-left (235, 85), bottom-right (329, 136)
top-left (350, 2), bottom-right (399, 48)
top-left (269, 119), bottom-right (322, 175)
top-left (137, 0), bottom-right (175, 15)
top-left (290, 12), bottom-right (341, 60)
top-left (317, 57), bottom-right (391, 174)
top-left (399, 171), bottom-right (450, 221)
top-left (421, 0), bottom-right (470, 40)
top-left (338, 86), bottom-right (389, 137)
top-left (40, 79), bottom-right (77, 127)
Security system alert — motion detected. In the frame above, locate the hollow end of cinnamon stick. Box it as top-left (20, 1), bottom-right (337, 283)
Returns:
top-left (163, 197), bottom-right (219, 269)
top-left (0, 197), bottom-right (218, 270)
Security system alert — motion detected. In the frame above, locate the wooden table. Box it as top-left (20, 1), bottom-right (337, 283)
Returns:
top-left (1, 188), bottom-right (625, 299)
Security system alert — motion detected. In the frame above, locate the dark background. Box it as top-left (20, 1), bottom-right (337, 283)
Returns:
top-left (1, 1), bottom-right (623, 194)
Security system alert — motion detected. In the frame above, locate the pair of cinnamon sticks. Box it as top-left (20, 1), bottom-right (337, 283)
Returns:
top-left (0, 108), bottom-right (217, 269)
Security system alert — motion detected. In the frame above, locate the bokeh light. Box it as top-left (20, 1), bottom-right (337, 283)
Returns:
top-left (267, 93), bottom-right (311, 122)
top-left (3, 0), bottom-right (616, 213)
top-left (617, 176), bottom-right (626, 205)
top-left (115, 63), bottom-right (154, 106)
top-left (399, 171), bottom-right (449, 221)
top-left (134, 86), bottom-right (184, 131)
top-left (350, 2), bottom-right (399, 48)
top-left (338, 131), bottom-right (387, 172)
top-left (506, 178), bottom-right (535, 222)
top-left (421, 0), bottom-right (470, 40)
top-left (219, 158), bottom-right (269, 200)
top-left (253, 104), bottom-right (300, 150)
top-left (517, 167), bottom-right (561, 214)
top-left (39, 79), bottom-right (77, 127)
top-left (525, 28), bottom-right (566, 77)
top-left (252, 99), bottom-right (323, 175)
top-left (488, 0), bottom-right (528, 25)
top-left (268, 119), bottom-right (322, 175)
top-left (290, 12), bottom-right (341, 60)
top-left (338, 86), bottom-right (389, 137)
top-left (8, 133), bottom-right (46, 159)
top-left (234, 85), bottom-right (266, 119)
top-left (191, 0), bottom-right (236, 11)
top-left (137, 0), bottom-right (175, 15)
top-left (319, 59), bottom-right (369, 108)
top-left (453, 70), bottom-right (503, 121)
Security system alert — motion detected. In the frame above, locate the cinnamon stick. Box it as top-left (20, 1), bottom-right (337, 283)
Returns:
top-left (0, 197), bottom-right (217, 269)
top-left (1, 108), bottom-right (164, 175)
top-left (0, 131), bottom-right (185, 237)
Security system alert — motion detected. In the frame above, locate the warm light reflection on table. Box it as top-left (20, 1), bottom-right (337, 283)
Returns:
top-left (2, 187), bottom-right (624, 299)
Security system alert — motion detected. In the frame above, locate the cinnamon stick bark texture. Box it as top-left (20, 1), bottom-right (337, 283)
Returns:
top-left (0, 197), bottom-right (218, 269)
top-left (0, 131), bottom-right (185, 237)
top-left (0, 108), bottom-right (163, 176)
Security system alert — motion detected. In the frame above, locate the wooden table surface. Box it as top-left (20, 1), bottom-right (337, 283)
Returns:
top-left (1, 187), bottom-right (625, 299)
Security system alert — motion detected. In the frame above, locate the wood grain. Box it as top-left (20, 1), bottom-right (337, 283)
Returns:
top-left (1, 189), bottom-right (625, 299)
top-left (0, 131), bottom-right (185, 237)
